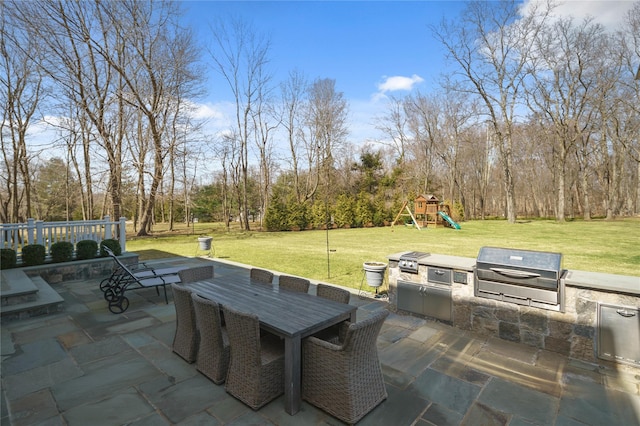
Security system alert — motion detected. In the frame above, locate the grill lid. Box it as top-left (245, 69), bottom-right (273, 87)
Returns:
top-left (477, 247), bottom-right (562, 273)
top-left (400, 251), bottom-right (430, 260)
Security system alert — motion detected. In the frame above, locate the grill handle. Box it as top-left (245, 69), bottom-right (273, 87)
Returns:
top-left (616, 309), bottom-right (636, 318)
top-left (489, 268), bottom-right (540, 279)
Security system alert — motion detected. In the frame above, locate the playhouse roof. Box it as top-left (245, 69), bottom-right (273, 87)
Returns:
top-left (416, 194), bottom-right (438, 201)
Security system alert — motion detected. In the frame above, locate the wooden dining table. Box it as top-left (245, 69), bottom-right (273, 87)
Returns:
top-left (185, 275), bottom-right (357, 415)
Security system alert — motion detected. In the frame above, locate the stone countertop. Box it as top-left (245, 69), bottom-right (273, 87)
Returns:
top-left (387, 252), bottom-right (475, 271)
top-left (562, 270), bottom-right (640, 296)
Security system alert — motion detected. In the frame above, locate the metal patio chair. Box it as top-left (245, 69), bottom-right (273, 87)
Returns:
top-left (101, 247), bottom-right (181, 313)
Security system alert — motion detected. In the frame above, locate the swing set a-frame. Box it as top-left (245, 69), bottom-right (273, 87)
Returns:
top-left (391, 200), bottom-right (422, 230)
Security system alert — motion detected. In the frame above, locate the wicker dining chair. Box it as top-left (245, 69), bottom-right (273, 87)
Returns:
top-left (302, 309), bottom-right (389, 424)
top-left (250, 268), bottom-right (274, 285)
top-left (191, 293), bottom-right (230, 384)
top-left (178, 265), bottom-right (214, 283)
top-left (314, 283), bottom-right (352, 342)
top-left (222, 305), bottom-right (285, 410)
top-left (316, 283), bottom-right (351, 304)
top-left (278, 275), bottom-right (310, 293)
top-left (170, 283), bottom-right (199, 363)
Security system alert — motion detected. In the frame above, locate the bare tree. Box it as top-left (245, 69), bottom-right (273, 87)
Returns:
top-left (403, 93), bottom-right (440, 195)
top-left (615, 3), bottom-right (640, 214)
top-left (251, 77), bottom-right (278, 228)
top-left (208, 17), bottom-right (272, 231)
top-left (527, 17), bottom-right (606, 221)
top-left (100, 1), bottom-right (201, 235)
top-left (303, 78), bottom-right (349, 205)
top-left (279, 69), bottom-right (308, 202)
top-left (375, 95), bottom-right (410, 164)
top-left (11, 0), bottom-right (127, 221)
top-left (433, 0), bottom-right (552, 222)
top-left (0, 3), bottom-right (45, 222)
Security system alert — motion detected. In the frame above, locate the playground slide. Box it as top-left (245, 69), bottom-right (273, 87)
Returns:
top-left (438, 211), bottom-right (461, 229)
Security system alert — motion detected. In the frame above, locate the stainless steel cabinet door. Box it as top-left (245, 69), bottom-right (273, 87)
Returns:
top-left (598, 303), bottom-right (640, 367)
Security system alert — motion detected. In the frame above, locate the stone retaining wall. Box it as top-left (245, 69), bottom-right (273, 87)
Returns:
top-left (21, 253), bottom-right (139, 284)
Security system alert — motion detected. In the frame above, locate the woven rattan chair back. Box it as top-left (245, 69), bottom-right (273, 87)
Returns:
top-left (171, 284), bottom-right (198, 363)
top-left (302, 309), bottom-right (389, 424)
top-left (278, 275), bottom-right (310, 293)
top-left (341, 309), bottom-right (388, 352)
top-left (250, 268), bottom-right (274, 285)
top-left (316, 283), bottom-right (351, 304)
top-left (178, 265), bottom-right (214, 283)
top-left (223, 305), bottom-right (285, 410)
top-left (191, 293), bottom-right (229, 384)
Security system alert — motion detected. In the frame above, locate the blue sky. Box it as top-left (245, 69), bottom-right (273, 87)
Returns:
top-left (181, 0), bottom-right (636, 148)
top-left (183, 1), bottom-right (468, 144)
top-left (183, 1), bottom-right (463, 98)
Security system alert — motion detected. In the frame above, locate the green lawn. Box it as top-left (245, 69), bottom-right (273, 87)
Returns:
top-left (126, 218), bottom-right (640, 289)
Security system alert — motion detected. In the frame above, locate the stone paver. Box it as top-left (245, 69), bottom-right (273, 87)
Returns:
top-left (410, 368), bottom-right (483, 415)
top-left (1, 257), bottom-right (639, 426)
top-left (63, 388), bottom-right (155, 426)
top-left (478, 377), bottom-right (558, 424)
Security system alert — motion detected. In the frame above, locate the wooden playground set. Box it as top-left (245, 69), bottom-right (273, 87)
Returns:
top-left (392, 195), bottom-right (461, 230)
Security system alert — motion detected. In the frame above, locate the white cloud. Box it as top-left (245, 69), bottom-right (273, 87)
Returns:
top-left (377, 74), bottom-right (424, 93)
top-left (191, 101), bottom-right (227, 120)
top-left (521, 0), bottom-right (634, 30)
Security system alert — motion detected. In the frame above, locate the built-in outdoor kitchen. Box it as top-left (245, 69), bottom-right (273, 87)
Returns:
top-left (387, 248), bottom-right (640, 367)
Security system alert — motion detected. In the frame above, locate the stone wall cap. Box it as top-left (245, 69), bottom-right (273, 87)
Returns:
top-left (563, 270), bottom-right (640, 296)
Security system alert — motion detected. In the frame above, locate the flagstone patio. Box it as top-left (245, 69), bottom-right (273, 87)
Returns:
top-left (1, 257), bottom-right (638, 425)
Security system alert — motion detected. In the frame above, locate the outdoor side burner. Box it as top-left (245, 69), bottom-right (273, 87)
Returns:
top-left (398, 251), bottom-right (430, 274)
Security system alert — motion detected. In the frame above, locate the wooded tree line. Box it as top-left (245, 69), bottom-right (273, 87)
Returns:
top-left (1, 1), bottom-right (638, 235)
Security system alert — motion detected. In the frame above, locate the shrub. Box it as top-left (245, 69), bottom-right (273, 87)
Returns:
top-left (264, 197), bottom-right (289, 231)
top-left (1, 248), bottom-right (17, 269)
top-left (287, 200), bottom-right (309, 230)
top-left (310, 199), bottom-right (331, 229)
top-left (51, 241), bottom-right (74, 263)
top-left (100, 239), bottom-right (121, 256)
top-left (334, 194), bottom-right (355, 228)
top-left (22, 244), bottom-right (46, 266)
top-left (76, 240), bottom-right (98, 260)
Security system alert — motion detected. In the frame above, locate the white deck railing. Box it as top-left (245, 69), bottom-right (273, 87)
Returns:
top-left (0, 216), bottom-right (127, 255)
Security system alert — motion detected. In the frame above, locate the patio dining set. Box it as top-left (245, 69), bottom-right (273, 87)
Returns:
top-left (98, 257), bottom-right (390, 424)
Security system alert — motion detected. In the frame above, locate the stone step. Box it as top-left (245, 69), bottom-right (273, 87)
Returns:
top-left (1, 269), bottom-right (39, 306)
top-left (0, 273), bottom-right (64, 320)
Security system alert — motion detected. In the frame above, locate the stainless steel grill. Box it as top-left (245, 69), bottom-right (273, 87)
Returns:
top-left (475, 247), bottom-right (565, 312)
top-left (398, 251), bottom-right (430, 274)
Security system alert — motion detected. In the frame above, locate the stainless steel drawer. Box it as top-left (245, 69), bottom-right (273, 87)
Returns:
top-left (428, 267), bottom-right (451, 285)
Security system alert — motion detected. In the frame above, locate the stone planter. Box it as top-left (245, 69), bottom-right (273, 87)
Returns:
top-left (363, 262), bottom-right (387, 287)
